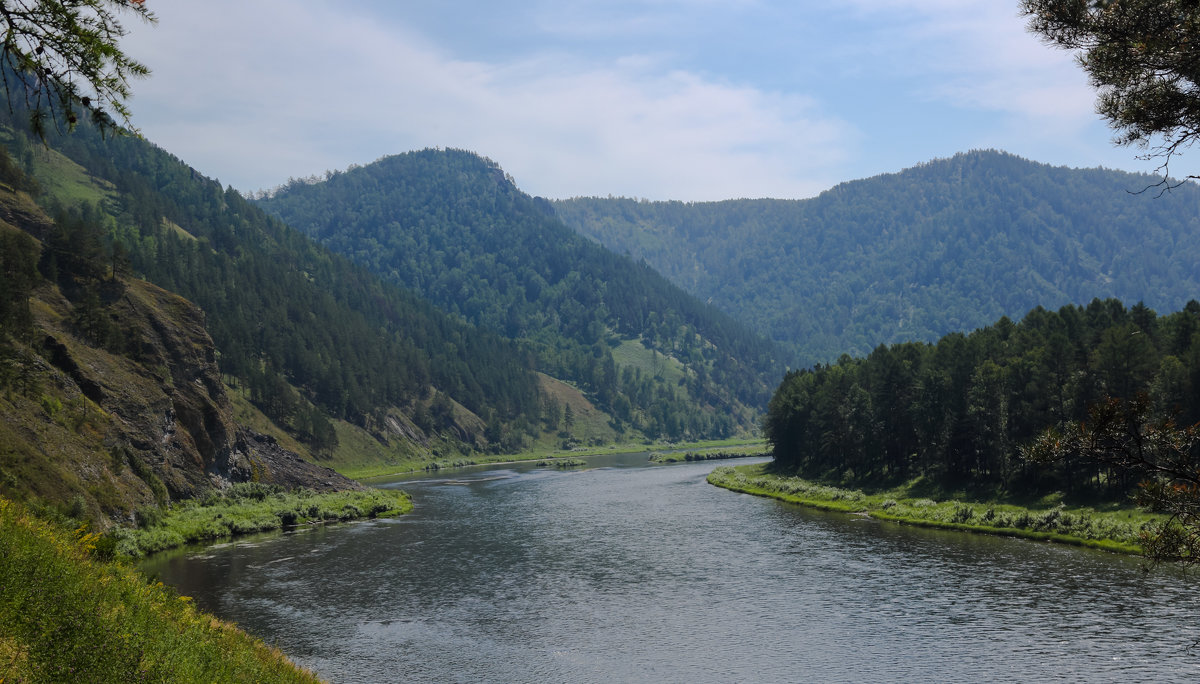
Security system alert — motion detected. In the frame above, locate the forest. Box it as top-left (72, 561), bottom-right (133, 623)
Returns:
top-left (0, 108), bottom-right (546, 457)
top-left (763, 298), bottom-right (1200, 500)
top-left (257, 149), bottom-right (785, 441)
top-left (555, 150), bottom-right (1200, 367)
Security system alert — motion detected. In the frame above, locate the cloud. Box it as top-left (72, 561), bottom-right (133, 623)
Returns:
top-left (120, 1), bottom-right (851, 200)
top-left (839, 0), bottom-right (1096, 123)
top-left (118, 1), bottom-right (1153, 201)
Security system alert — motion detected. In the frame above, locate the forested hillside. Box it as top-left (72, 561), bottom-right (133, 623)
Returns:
top-left (555, 151), bottom-right (1200, 366)
top-left (0, 148), bottom-right (368, 522)
top-left (258, 149), bottom-right (784, 441)
top-left (764, 298), bottom-right (1200, 500)
top-left (0, 108), bottom-right (548, 464)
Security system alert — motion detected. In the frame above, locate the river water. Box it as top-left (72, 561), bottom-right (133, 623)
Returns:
top-left (142, 454), bottom-right (1200, 682)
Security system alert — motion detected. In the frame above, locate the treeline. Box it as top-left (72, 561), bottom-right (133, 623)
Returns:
top-left (258, 149), bottom-right (783, 439)
top-left (555, 150), bottom-right (1200, 367)
top-left (0, 110), bottom-right (544, 453)
top-left (764, 299), bottom-right (1200, 498)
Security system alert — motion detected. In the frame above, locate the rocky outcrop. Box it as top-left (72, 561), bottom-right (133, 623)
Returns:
top-left (7, 272), bottom-right (360, 524)
top-left (0, 178), bottom-right (361, 524)
top-left (238, 431), bottom-right (362, 492)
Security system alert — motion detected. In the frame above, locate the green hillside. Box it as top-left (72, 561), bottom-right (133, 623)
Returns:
top-left (258, 149), bottom-right (785, 441)
top-left (554, 150), bottom-right (1200, 367)
top-left (0, 109), bottom-right (562, 465)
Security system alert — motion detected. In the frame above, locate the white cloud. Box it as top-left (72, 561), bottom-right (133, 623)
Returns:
top-left (840, 0), bottom-right (1096, 121)
top-left (120, 1), bottom-right (851, 200)
top-left (117, 1), bottom-right (1156, 200)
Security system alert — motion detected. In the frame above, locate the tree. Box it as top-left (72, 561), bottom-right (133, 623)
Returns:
top-left (1022, 0), bottom-right (1200, 181)
top-left (0, 0), bottom-right (154, 137)
top-left (1023, 394), bottom-right (1200, 564)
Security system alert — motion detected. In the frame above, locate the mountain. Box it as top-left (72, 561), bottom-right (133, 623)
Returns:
top-left (554, 150), bottom-right (1200, 366)
top-left (257, 149), bottom-right (785, 441)
top-left (0, 107), bottom-right (556, 474)
top-left (0, 158), bottom-right (360, 524)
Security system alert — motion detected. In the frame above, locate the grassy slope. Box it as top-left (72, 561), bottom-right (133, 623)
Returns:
top-left (0, 496), bottom-right (323, 683)
top-left (611, 339), bottom-right (687, 386)
top-left (708, 463), bottom-right (1155, 555)
top-left (532, 372), bottom-right (620, 447)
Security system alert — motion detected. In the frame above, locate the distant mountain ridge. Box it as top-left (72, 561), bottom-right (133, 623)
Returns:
top-left (553, 150), bottom-right (1200, 366)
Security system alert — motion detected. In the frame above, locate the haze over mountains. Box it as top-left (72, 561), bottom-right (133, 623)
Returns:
top-left (5, 93), bottom-right (1200, 522)
top-left (258, 149), bottom-right (784, 443)
top-left (555, 150), bottom-right (1200, 367)
top-left (0, 107), bottom-right (786, 519)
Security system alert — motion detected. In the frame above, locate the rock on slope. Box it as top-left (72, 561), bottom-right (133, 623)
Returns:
top-left (0, 189), bottom-right (359, 526)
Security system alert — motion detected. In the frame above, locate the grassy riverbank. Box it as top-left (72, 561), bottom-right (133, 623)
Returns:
top-left (649, 445), bottom-right (768, 463)
top-left (708, 463), bottom-right (1157, 554)
top-left (0, 496), bottom-right (323, 683)
top-left (348, 437), bottom-right (768, 480)
top-left (108, 483), bottom-right (412, 558)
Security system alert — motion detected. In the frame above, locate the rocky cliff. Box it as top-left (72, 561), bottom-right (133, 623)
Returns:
top-left (0, 190), bottom-right (360, 526)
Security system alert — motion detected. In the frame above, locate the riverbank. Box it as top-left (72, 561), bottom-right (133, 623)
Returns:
top-left (649, 445), bottom-right (768, 463)
top-left (349, 437), bottom-right (768, 480)
top-left (707, 463), bottom-right (1155, 555)
top-left (0, 496), bottom-right (323, 682)
top-left (108, 483), bottom-right (412, 559)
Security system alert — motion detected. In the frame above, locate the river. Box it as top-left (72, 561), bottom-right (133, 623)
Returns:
top-left (142, 453), bottom-right (1200, 682)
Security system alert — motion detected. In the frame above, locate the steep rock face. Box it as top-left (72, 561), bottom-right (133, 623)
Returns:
top-left (35, 278), bottom-right (362, 503)
top-left (0, 167), bottom-right (362, 526)
top-left (1, 239), bottom-right (360, 525)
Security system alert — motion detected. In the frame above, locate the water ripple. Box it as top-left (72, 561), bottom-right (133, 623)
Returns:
top-left (143, 455), bottom-right (1200, 683)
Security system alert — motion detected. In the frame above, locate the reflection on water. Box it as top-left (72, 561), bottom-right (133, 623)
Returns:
top-left (142, 454), bottom-right (1200, 683)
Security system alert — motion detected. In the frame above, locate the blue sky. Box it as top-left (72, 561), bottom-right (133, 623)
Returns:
top-left (119, 1), bottom-right (1166, 201)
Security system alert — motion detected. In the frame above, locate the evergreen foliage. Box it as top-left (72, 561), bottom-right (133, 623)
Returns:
top-left (555, 151), bottom-right (1200, 366)
top-left (258, 149), bottom-right (784, 440)
top-left (0, 2), bottom-right (154, 138)
top-left (1022, 0), bottom-right (1200, 180)
top-left (763, 298), bottom-right (1200, 500)
top-left (0, 222), bottom-right (38, 344)
top-left (0, 109), bottom-right (544, 454)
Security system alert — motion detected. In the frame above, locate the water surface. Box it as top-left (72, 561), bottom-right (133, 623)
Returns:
top-left (143, 454), bottom-right (1200, 682)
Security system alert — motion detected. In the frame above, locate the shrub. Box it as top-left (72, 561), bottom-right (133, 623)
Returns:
top-left (950, 504), bottom-right (974, 524)
top-left (135, 506), bottom-right (163, 530)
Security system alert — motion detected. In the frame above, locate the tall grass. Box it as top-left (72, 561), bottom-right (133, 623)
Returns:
top-left (110, 483), bottom-right (413, 558)
top-left (708, 464), bottom-right (1154, 554)
top-left (0, 496), bottom-right (323, 682)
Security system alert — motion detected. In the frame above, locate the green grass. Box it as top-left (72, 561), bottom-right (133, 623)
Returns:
top-left (649, 445), bottom-right (768, 463)
top-left (707, 463), bottom-right (1155, 555)
top-left (0, 496), bottom-right (323, 682)
top-left (14, 130), bottom-right (116, 208)
top-left (350, 437), bottom-right (768, 480)
top-left (110, 483), bottom-right (412, 558)
top-left (611, 339), bottom-right (688, 386)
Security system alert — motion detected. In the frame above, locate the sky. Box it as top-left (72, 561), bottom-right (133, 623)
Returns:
top-left (117, 0), bottom-right (1167, 201)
